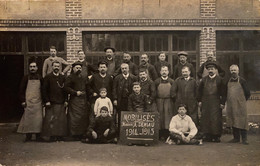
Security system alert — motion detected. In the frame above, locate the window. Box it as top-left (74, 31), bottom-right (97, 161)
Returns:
top-left (0, 32), bottom-right (22, 53)
top-left (216, 31), bottom-right (260, 91)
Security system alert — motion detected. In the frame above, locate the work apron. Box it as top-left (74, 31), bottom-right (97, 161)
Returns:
top-left (17, 80), bottom-right (43, 133)
top-left (200, 78), bottom-right (222, 135)
top-left (156, 80), bottom-right (173, 129)
top-left (226, 79), bottom-right (248, 130)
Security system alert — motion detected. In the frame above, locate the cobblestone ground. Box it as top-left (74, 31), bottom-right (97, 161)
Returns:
top-left (0, 124), bottom-right (260, 166)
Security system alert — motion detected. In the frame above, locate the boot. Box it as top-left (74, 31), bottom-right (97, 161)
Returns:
top-left (24, 133), bottom-right (32, 142)
top-left (241, 129), bottom-right (249, 145)
top-left (228, 127), bottom-right (240, 143)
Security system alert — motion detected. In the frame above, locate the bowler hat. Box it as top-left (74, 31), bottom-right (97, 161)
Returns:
top-left (72, 61), bottom-right (83, 68)
top-left (104, 47), bottom-right (115, 52)
top-left (205, 61), bottom-right (217, 69)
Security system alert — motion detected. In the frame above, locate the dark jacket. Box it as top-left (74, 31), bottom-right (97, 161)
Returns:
top-left (114, 61), bottom-right (139, 77)
top-left (139, 63), bottom-right (158, 81)
top-left (173, 62), bottom-right (195, 80)
top-left (128, 93), bottom-right (148, 112)
top-left (87, 116), bottom-right (116, 135)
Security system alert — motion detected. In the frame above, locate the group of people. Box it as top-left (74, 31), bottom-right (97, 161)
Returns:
top-left (17, 45), bottom-right (251, 145)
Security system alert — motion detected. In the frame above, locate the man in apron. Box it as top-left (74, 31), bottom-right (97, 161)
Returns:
top-left (226, 65), bottom-right (251, 145)
top-left (154, 66), bottom-right (175, 140)
top-left (17, 62), bottom-right (44, 142)
top-left (65, 62), bottom-right (90, 141)
top-left (198, 62), bottom-right (226, 142)
top-left (197, 51), bottom-right (225, 79)
top-left (42, 61), bottom-right (68, 142)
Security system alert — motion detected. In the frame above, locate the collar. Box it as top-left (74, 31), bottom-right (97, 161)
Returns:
top-left (99, 73), bottom-right (107, 78)
top-left (209, 74), bottom-right (216, 79)
top-left (78, 59), bottom-right (84, 63)
top-left (107, 57), bottom-right (113, 61)
top-left (178, 114), bottom-right (187, 120)
top-left (184, 76), bottom-right (190, 81)
top-left (141, 78), bottom-right (148, 82)
top-left (161, 76), bottom-right (168, 80)
top-left (123, 73), bottom-right (129, 79)
top-left (53, 72), bottom-right (59, 76)
top-left (180, 61), bottom-right (187, 65)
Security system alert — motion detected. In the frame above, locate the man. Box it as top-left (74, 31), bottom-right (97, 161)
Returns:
top-left (171, 66), bottom-right (198, 125)
top-left (42, 61), bottom-right (68, 141)
top-left (113, 63), bottom-right (137, 125)
top-left (173, 51), bottom-right (195, 80)
top-left (103, 47), bottom-right (120, 77)
top-left (197, 62), bottom-right (226, 142)
top-left (154, 66), bottom-right (174, 140)
top-left (139, 53), bottom-right (158, 81)
top-left (197, 51), bottom-right (225, 79)
top-left (88, 61), bottom-right (113, 114)
top-left (77, 50), bottom-right (98, 80)
top-left (17, 61), bottom-right (43, 142)
top-left (42, 46), bottom-right (71, 78)
top-left (226, 65), bottom-right (250, 145)
top-left (139, 69), bottom-right (156, 112)
top-left (64, 62), bottom-right (90, 140)
top-left (114, 52), bottom-right (139, 77)
top-left (154, 52), bottom-right (172, 77)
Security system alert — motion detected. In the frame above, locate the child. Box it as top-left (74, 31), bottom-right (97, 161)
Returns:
top-left (128, 82), bottom-right (148, 112)
top-left (94, 88), bottom-right (113, 117)
top-left (154, 52), bottom-right (172, 78)
top-left (82, 106), bottom-right (116, 143)
top-left (167, 104), bottom-right (201, 145)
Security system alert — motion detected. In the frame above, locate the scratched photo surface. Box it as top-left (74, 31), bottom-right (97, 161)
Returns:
top-left (0, 0), bottom-right (260, 166)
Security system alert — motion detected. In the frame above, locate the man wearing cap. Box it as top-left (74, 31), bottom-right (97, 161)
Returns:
top-left (170, 66), bottom-right (199, 126)
top-left (64, 61), bottom-right (90, 140)
top-left (139, 53), bottom-right (158, 81)
top-left (42, 46), bottom-right (71, 78)
top-left (103, 47), bottom-right (120, 77)
top-left (173, 51), bottom-right (195, 80)
top-left (197, 62), bottom-right (226, 142)
top-left (17, 61), bottom-right (44, 142)
top-left (76, 50), bottom-right (98, 80)
top-left (114, 52), bottom-right (139, 77)
top-left (197, 51), bottom-right (225, 79)
top-left (42, 61), bottom-right (68, 141)
top-left (226, 65), bottom-right (250, 145)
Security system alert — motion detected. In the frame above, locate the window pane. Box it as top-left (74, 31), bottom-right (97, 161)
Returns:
top-left (216, 32), bottom-right (240, 51)
top-left (144, 34), bottom-right (168, 51)
top-left (0, 33), bottom-right (22, 52)
top-left (243, 31), bottom-right (260, 51)
top-left (84, 34), bottom-right (111, 51)
top-left (115, 34), bottom-right (139, 51)
top-left (244, 54), bottom-right (260, 91)
top-left (172, 32), bottom-right (198, 51)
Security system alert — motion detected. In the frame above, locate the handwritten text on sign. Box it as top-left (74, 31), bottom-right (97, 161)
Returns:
top-left (120, 111), bottom-right (159, 144)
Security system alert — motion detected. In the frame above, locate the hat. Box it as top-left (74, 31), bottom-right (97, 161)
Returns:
top-left (100, 106), bottom-right (108, 112)
top-left (177, 51), bottom-right (188, 57)
top-left (205, 61), bottom-right (217, 69)
top-left (72, 61), bottom-right (83, 68)
top-left (104, 47), bottom-right (116, 52)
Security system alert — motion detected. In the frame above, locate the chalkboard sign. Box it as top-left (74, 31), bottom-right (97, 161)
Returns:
top-left (119, 111), bottom-right (159, 145)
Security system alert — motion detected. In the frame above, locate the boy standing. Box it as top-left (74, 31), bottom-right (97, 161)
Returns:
top-left (94, 88), bottom-right (113, 117)
top-left (128, 82), bottom-right (148, 112)
top-left (82, 106), bottom-right (116, 144)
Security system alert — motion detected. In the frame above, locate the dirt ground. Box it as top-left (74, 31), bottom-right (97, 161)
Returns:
top-left (0, 124), bottom-right (259, 166)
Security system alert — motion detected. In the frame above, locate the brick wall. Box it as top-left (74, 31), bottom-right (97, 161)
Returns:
top-left (199, 27), bottom-right (216, 65)
top-left (200, 0), bottom-right (216, 18)
top-left (66, 0), bottom-right (82, 19)
top-left (66, 27), bottom-right (82, 64)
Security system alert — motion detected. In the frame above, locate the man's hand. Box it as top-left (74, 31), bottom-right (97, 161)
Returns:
top-left (92, 131), bottom-right (97, 139)
top-left (76, 91), bottom-right (82, 96)
top-left (113, 100), bottom-right (117, 106)
top-left (64, 102), bottom-right (68, 107)
top-left (21, 102), bottom-right (27, 108)
top-left (93, 93), bottom-right (98, 97)
top-left (220, 104), bottom-right (225, 110)
top-left (198, 102), bottom-right (202, 107)
top-left (45, 102), bottom-right (51, 107)
top-left (103, 129), bottom-right (110, 137)
top-left (183, 136), bottom-right (191, 143)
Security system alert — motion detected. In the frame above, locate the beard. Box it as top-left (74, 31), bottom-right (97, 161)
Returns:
top-left (54, 68), bottom-right (59, 73)
top-left (76, 70), bottom-right (81, 75)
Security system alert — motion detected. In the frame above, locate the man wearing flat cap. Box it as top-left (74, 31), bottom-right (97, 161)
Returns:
top-left (197, 62), bottom-right (226, 143)
top-left (103, 47), bottom-right (120, 78)
top-left (64, 61), bottom-right (90, 140)
top-left (173, 51), bottom-right (195, 80)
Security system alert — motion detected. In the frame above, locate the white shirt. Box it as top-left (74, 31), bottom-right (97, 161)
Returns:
top-left (123, 73), bottom-right (129, 79)
top-left (161, 76), bottom-right (168, 80)
top-left (209, 74), bottom-right (217, 79)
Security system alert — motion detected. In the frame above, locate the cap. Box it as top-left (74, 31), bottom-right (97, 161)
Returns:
top-left (205, 61), bottom-right (217, 69)
top-left (72, 61), bottom-right (83, 68)
top-left (177, 51), bottom-right (188, 57)
top-left (104, 47), bottom-right (115, 52)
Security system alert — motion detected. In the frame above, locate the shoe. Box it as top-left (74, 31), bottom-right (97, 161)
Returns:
top-left (81, 138), bottom-right (90, 143)
top-left (228, 139), bottom-right (240, 143)
top-left (212, 138), bottom-right (221, 143)
top-left (203, 137), bottom-right (212, 142)
top-left (144, 144), bottom-right (150, 147)
top-left (242, 140), bottom-right (249, 145)
top-left (175, 140), bottom-right (181, 145)
top-left (23, 137), bottom-right (32, 142)
top-left (36, 137), bottom-right (46, 142)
